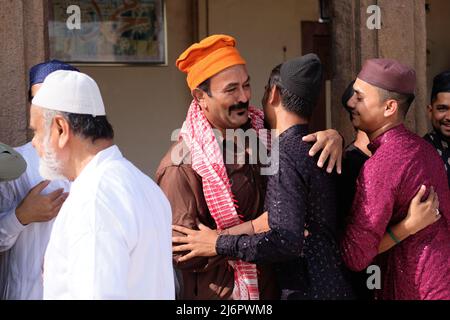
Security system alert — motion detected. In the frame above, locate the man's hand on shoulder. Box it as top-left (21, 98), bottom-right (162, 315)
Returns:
top-left (302, 129), bottom-right (344, 174)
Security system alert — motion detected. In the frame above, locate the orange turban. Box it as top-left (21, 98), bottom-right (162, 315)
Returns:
top-left (176, 34), bottom-right (246, 90)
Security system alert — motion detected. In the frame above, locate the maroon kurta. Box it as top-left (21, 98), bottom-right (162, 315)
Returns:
top-left (341, 124), bottom-right (450, 300)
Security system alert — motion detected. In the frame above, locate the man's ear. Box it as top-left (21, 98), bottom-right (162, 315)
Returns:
top-left (192, 88), bottom-right (208, 110)
top-left (427, 104), bottom-right (433, 120)
top-left (269, 85), bottom-right (280, 106)
top-left (54, 115), bottom-right (70, 149)
top-left (384, 99), bottom-right (399, 118)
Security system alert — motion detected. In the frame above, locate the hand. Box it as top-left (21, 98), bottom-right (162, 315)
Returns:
top-left (403, 185), bottom-right (440, 235)
top-left (302, 129), bottom-right (343, 174)
top-left (15, 180), bottom-right (68, 225)
top-left (172, 223), bottom-right (219, 262)
top-left (251, 211), bottom-right (270, 233)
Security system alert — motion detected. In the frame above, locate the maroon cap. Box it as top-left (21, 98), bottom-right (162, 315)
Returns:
top-left (357, 58), bottom-right (416, 95)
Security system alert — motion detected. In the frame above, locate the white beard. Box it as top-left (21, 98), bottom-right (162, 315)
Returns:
top-left (38, 137), bottom-right (66, 181)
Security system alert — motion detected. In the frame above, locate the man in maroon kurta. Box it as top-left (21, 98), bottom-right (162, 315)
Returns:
top-left (341, 58), bottom-right (450, 300)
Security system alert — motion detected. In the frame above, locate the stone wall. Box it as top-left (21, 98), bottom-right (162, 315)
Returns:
top-left (0, 0), bottom-right (48, 146)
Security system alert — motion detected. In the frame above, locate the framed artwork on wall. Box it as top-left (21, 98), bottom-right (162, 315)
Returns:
top-left (48, 0), bottom-right (167, 65)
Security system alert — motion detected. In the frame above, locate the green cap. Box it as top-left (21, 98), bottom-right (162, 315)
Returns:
top-left (0, 142), bottom-right (27, 181)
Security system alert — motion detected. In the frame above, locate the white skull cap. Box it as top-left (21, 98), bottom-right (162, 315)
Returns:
top-left (32, 70), bottom-right (106, 116)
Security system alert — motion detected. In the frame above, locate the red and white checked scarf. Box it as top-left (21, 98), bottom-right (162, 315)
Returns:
top-left (179, 100), bottom-right (265, 300)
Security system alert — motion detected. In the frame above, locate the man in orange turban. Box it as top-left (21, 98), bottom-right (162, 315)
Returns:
top-left (156, 34), bottom-right (344, 300)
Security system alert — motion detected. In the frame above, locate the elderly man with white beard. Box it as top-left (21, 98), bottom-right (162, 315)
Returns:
top-left (0, 60), bottom-right (74, 300)
top-left (30, 70), bottom-right (174, 299)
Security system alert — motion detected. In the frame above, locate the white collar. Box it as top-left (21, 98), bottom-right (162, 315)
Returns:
top-left (71, 145), bottom-right (121, 188)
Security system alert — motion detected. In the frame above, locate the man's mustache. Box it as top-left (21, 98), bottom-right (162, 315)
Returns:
top-left (229, 101), bottom-right (249, 115)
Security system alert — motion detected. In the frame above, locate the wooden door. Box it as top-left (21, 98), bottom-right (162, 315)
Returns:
top-left (301, 21), bottom-right (332, 132)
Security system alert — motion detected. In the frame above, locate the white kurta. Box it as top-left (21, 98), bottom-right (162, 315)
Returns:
top-left (43, 145), bottom-right (174, 299)
top-left (0, 142), bottom-right (70, 299)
